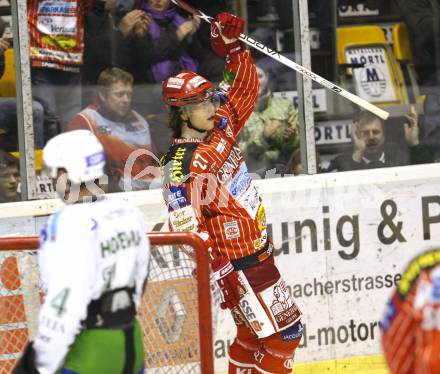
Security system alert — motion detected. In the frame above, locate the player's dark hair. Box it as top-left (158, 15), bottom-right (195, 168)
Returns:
top-left (168, 106), bottom-right (184, 138)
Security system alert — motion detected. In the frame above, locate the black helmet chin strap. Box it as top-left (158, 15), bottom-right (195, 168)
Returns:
top-left (186, 120), bottom-right (207, 134)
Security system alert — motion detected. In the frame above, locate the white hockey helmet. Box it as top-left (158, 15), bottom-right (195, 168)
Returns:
top-left (42, 130), bottom-right (106, 184)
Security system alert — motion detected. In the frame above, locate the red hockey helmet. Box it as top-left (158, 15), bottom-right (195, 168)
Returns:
top-left (162, 71), bottom-right (214, 107)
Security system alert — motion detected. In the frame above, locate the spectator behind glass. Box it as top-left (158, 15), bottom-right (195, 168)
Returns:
top-left (82, 0), bottom-right (150, 106)
top-left (184, 0), bottom-right (228, 82)
top-left (325, 108), bottom-right (433, 172)
top-left (0, 16), bottom-right (44, 150)
top-left (0, 150), bottom-right (19, 203)
top-left (126, 0), bottom-right (202, 83)
top-left (68, 68), bottom-right (158, 192)
top-left (394, 0), bottom-right (440, 159)
top-left (285, 148), bottom-right (321, 176)
top-left (238, 62), bottom-right (300, 176)
top-left (27, 0), bottom-right (89, 137)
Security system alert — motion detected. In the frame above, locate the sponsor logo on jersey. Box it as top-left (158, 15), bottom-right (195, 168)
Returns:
top-left (239, 185), bottom-right (260, 218)
top-left (239, 299), bottom-right (262, 332)
top-left (215, 138), bottom-right (227, 154)
top-left (217, 146), bottom-right (243, 184)
top-left (398, 249), bottom-right (440, 299)
top-left (269, 279), bottom-right (300, 329)
top-left (224, 221), bottom-right (240, 239)
top-left (169, 206), bottom-right (197, 232)
top-left (37, 16), bottom-right (78, 36)
top-left (86, 151), bottom-right (105, 167)
top-left (168, 147), bottom-right (187, 183)
top-left (38, 2), bottom-right (77, 15)
top-left (256, 204), bottom-right (267, 231)
top-left (228, 163), bottom-right (251, 199)
top-left (219, 116), bottom-right (228, 130)
top-left (167, 186), bottom-right (188, 211)
top-left (281, 321), bottom-right (303, 341)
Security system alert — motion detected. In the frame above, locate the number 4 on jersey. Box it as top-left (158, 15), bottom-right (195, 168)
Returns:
top-left (50, 288), bottom-right (70, 317)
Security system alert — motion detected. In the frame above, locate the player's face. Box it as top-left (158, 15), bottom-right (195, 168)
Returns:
top-left (101, 82), bottom-right (133, 118)
top-left (360, 118), bottom-right (385, 154)
top-left (0, 166), bottom-right (19, 202)
top-left (184, 98), bottom-right (218, 132)
top-left (148, 0), bottom-right (171, 12)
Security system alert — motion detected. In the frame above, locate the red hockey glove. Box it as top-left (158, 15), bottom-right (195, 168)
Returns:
top-left (210, 12), bottom-right (245, 58)
top-left (211, 256), bottom-right (241, 310)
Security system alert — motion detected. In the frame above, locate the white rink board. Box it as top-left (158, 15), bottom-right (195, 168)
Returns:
top-left (1, 164), bottom-right (440, 371)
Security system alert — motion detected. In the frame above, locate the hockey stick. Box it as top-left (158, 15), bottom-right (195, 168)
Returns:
top-left (170, 0), bottom-right (390, 120)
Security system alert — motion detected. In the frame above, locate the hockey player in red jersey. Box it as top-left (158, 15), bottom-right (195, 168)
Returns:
top-left (380, 248), bottom-right (440, 374)
top-left (160, 12), bottom-right (303, 373)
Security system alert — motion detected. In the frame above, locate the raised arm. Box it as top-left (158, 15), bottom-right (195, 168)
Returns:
top-left (210, 13), bottom-right (259, 137)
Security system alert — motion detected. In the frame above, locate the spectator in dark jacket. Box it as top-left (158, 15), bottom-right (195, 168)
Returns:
top-left (394, 0), bottom-right (440, 88)
top-left (326, 108), bottom-right (433, 172)
top-left (394, 0), bottom-right (440, 159)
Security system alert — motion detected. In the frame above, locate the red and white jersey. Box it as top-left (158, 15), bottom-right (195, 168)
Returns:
top-left (28, 0), bottom-right (86, 72)
top-left (161, 50), bottom-right (262, 260)
top-left (381, 249), bottom-right (440, 374)
top-left (68, 104), bottom-right (158, 191)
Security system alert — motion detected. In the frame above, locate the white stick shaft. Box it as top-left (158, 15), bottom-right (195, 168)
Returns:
top-left (170, 0), bottom-right (389, 120)
top-left (238, 34), bottom-right (389, 120)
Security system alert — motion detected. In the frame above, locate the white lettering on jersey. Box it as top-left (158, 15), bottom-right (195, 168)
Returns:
top-left (217, 146), bottom-right (243, 184)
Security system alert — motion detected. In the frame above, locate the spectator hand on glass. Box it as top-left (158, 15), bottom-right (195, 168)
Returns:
top-left (403, 105), bottom-right (420, 146)
top-left (118, 9), bottom-right (145, 37)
